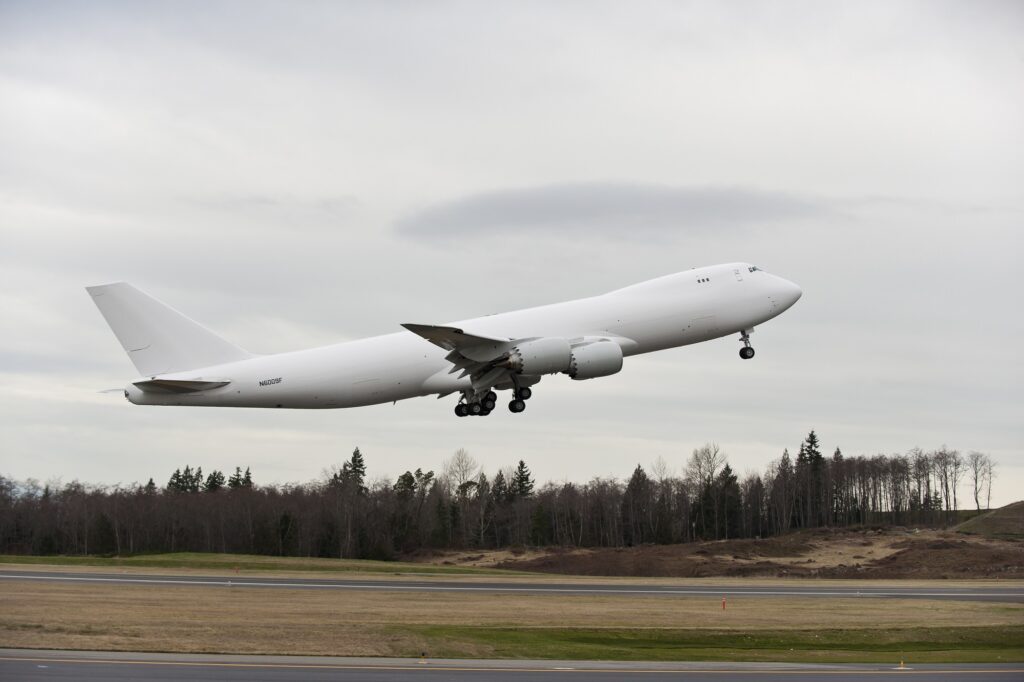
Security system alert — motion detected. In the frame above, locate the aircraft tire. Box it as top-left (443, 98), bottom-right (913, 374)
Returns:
top-left (739, 347), bottom-right (755, 360)
top-left (509, 399), bottom-right (526, 413)
top-left (517, 387), bottom-right (532, 400)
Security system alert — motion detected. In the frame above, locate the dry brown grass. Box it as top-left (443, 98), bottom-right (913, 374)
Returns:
top-left (2, 581), bottom-right (1022, 657)
top-left (3, 560), bottom-right (1022, 588)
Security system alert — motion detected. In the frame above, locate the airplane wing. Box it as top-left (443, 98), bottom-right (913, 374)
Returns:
top-left (402, 323), bottom-right (521, 395)
top-left (401, 324), bottom-right (512, 360)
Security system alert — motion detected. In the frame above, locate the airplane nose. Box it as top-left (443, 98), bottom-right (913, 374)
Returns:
top-left (773, 277), bottom-right (802, 311)
top-left (781, 279), bottom-right (802, 308)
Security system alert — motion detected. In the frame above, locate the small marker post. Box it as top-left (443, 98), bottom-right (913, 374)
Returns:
top-left (722, 596), bottom-right (726, 610)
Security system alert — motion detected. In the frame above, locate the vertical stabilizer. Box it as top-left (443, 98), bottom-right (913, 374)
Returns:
top-left (86, 283), bottom-right (251, 376)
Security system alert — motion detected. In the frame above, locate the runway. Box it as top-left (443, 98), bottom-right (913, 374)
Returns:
top-left (1, 569), bottom-right (1021, 602)
top-left (1, 650), bottom-right (1021, 681)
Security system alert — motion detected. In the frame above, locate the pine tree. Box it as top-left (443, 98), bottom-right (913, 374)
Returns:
top-left (802, 430), bottom-right (824, 525)
top-left (621, 465), bottom-right (651, 545)
top-left (511, 460), bottom-right (534, 499)
top-left (242, 467), bottom-right (253, 488)
top-left (348, 448), bottom-right (367, 495)
top-left (143, 478), bottom-right (157, 495)
top-left (491, 470), bottom-right (509, 503)
top-left (394, 471), bottom-right (417, 500)
top-left (227, 467), bottom-right (244, 489)
top-left (332, 449), bottom-right (367, 495)
top-left (715, 464), bottom-right (742, 539)
top-left (204, 470), bottom-right (226, 492)
top-left (166, 469), bottom-right (182, 493)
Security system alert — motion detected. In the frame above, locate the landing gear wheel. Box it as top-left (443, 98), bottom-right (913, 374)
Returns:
top-left (738, 329), bottom-right (755, 360)
top-left (516, 387), bottom-right (532, 401)
top-left (479, 408), bottom-right (492, 416)
top-left (454, 404), bottom-right (469, 417)
top-left (509, 399), bottom-right (526, 413)
top-left (482, 398), bottom-right (496, 411)
top-left (485, 391), bottom-right (497, 402)
top-left (469, 402), bottom-right (483, 415)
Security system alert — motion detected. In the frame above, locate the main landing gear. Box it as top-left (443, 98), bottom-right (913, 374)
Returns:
top-left (454, 386), bottom-right (533, 417)
top-left (508, 378), bottom-right (531, 413)
top-left (455, 391), bottom-right (498, 418)
top-left (739, 329), bottom-right (755, 360)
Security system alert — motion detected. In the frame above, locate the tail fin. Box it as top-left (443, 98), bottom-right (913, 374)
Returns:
top-left (86, 283), bottom-right (251, 376)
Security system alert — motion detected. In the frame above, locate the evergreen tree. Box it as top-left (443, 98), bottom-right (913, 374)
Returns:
top-left (227, 467), bottom-right (244, 489)
top-left (715, 464), bottom-right (742, 539)
top-left (168, 466), bottom-right (202, 493)
top-left (621, 464), bottom-right (652, 545)
top-left (332, 448), bottom-right (367, 495)
top-left (348, 448), bottom-right (367, 493)
top-left (242, 467), bottom-right (253, 488)
top-left (204, 470), bottom-right (226, 492)
top-left (491, 470), bottom-right (509, 503)
top-left (188, 464), bottom-right (201, 491)
top-left (511, 460), bottom-right (534, 499)
top-left (394, 471), bottom-right (417, 500)
top-left (802, 430), bottom-right (825, 525)
top-left (143, 478), bottom-right (157, 495)
top-left (166, 468), bottom-right (183, 493)
top-left (530, 502), bottom-right (552, 544)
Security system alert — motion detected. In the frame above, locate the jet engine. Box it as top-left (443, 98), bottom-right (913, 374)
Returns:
top-left (567, 341), bottom-right (623, 380)
top-left (502, 337), bottom-right (573, 375)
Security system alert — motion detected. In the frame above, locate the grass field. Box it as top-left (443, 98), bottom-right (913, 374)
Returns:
top-left (2, 579), bottom-right (1022, 663)
top-left (407, 625), bottom-right (1024, 663)
top-left (956, 501), bottom-right (1024, 540)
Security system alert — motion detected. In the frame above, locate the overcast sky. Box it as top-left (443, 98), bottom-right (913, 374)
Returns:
top-left (1, 1), bottom-right (1021, 506)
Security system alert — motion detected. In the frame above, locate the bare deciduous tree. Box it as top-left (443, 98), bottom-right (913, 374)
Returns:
top-left (967, 451), bottom-right (989, 511)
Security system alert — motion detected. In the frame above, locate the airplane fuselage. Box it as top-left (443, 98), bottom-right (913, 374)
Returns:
top-left (121, 263), bottom-right (801, 410)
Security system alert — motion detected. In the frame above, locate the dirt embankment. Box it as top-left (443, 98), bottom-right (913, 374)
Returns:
top-left (420, 527), bottom-right (1024, 579)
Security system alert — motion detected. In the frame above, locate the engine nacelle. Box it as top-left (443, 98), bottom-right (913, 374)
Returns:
top-left (504, 337), bottom-right (572, 375)
top-left (568, 341), bottom-right (623, 380)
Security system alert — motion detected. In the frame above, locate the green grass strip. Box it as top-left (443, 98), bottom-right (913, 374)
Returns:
top-left (402, 625), bottom-right (1024, 663)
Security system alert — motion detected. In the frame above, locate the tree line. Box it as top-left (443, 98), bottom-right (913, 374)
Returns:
top-left (0, 432), bottom-right (998, 558)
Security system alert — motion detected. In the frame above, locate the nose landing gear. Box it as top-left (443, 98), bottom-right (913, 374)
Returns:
top-left (739, 329), bottom-right (755, 360)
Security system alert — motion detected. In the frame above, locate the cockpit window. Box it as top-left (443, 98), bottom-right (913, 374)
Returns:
top-left (747, 266), bottom-right (761, 273)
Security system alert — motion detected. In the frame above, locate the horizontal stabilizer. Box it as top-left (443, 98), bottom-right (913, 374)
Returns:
top-left (133, 378), bottom-right (231, 394)
top-left (87, 282), bottom-right (251, 375)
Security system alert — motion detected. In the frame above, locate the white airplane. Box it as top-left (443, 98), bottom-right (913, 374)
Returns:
top-left (87, 263), bottom-right (801, 417)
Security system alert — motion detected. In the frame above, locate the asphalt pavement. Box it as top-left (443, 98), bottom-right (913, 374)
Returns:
top-left (1, 569), bottom-right (1021, 602)
top-left (2, 650), bottom-right (1022, 682)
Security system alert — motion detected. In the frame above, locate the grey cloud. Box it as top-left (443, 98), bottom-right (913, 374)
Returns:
top-left (396, 184), bottom-right (828, 240)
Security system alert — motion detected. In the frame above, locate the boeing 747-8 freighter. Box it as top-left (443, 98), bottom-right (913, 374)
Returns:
top-left (87, 263), bottom-right (801, 417)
